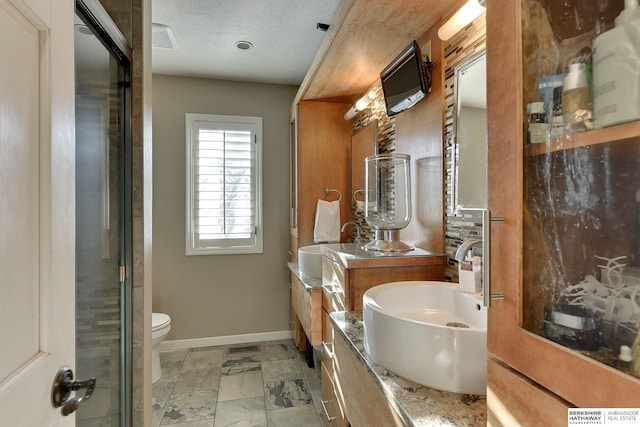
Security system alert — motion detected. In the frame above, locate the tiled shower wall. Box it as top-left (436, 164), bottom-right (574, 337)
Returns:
top-left (75, 77), bottom-right (121, 350)
top-left (351, 14), bottom-right (486, 282)
top-left (75, 77), bottom-right (122, 427)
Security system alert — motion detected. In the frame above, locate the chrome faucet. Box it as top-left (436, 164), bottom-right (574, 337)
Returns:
top-left (454, 239), bottom-right (483, 262)
top-left (341, 221), bottom-right (364, 244)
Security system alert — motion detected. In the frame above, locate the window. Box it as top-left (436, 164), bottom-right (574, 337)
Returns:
top-left (186, 113), bottom-right (263, 255)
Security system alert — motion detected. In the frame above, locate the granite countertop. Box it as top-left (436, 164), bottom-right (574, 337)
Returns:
top-left (329, 311), bottom-right (487, 427)
top-left (287, 262), bottom-right (323, 291)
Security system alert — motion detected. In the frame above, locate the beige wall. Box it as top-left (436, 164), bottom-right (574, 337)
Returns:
top-left (152, 75), bottom-right (298, 340)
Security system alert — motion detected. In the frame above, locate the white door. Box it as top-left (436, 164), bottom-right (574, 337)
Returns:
top-left (0, 0), bottom-right (76, 425)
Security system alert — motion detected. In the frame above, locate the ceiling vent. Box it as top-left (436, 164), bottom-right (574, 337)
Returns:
top-left (152, 23), bottom-right (178, 49)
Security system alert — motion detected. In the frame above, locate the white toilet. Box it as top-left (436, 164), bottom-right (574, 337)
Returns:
top-left (152, 312), bottom-right (171, 383)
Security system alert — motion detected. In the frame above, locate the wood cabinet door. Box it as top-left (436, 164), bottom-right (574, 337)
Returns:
top-left (320, 363), bottom-right (348, 427)
top-left (487, 0), bottom-right (640, 410)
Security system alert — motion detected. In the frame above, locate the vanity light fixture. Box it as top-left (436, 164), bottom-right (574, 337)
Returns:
top-left (344, 90), bottom-right (378, 120)
top-left (437, 0), bottom-right (486, 41)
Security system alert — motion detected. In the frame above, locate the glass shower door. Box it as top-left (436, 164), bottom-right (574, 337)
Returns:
top-left (74, 7), bottom-right (131, 426)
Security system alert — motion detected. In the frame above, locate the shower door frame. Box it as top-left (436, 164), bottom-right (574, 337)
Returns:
top-left (75, 1), bottom-right (133, 425)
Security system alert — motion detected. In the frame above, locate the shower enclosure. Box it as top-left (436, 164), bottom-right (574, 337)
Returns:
top-left (74, 1), bottom-right (132, 425)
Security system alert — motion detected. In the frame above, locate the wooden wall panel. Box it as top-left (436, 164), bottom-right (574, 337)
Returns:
top-left (297, 101), bottom-right (352, 247)
top-left (395, 28), bottom-right (445, 252)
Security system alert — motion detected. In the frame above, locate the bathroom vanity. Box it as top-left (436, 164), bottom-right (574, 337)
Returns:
top-left (288, 244), bottom-right (447, 350)
top-left (322, 311), bottom-right (487, 426)
top-left (315, 244), bottom-right (449, 426)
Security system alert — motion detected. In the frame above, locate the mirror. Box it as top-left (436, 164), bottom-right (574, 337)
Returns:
top-left (351, 120), bottom-right (377, 210)
top-left (453, 51), bottom-right (487, 211)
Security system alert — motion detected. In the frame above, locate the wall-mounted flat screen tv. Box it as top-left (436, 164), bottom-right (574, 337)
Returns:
top-left (380, 40), bottom-right (433, 116)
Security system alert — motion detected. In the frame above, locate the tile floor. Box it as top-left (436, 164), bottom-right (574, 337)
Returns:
top-left (152, 340), bottom-right (325, 427)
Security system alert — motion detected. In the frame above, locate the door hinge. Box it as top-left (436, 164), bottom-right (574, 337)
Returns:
top-left (119, 265), bottom-right (126, 282)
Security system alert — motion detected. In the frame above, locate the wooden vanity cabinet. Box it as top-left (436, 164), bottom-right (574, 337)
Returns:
top-left (289, 100), bottom-right (351, 351)
top-left (321, 263), bottom-right (347, 425)
top-left (321, 310), bottom-right (404, 426)
top-left (333, 331), bottom-right (406, 427)
top-left (288, 99), bottom-right (351, 350)
top-left (487, 0), bottom-right (640, 423)
top-left (290, 275), bottom-right (322, 347)
top-left (320, 248), bottom-right (446, 426)
top-left (321, 248), bottom-right (447, 312)
top-left (320, 319), bottom-right (348, 427)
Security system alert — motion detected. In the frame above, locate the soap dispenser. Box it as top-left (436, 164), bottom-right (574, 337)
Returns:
top-left (592, 0), bottom-right (640, 128)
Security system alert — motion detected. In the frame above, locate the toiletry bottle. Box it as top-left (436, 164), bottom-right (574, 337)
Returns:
top-left (550, 86), bottom-right (564, 139)
top-left (562, 62), bottom-right (593, 134)
top-left (458, 254), bottom-right (481, 294)
top-left (619, 345), bottom-right (633, 372)
top-left (592, 0), bottom-right (640, 129)
top-left (537, 74), bottom-right (564, 119)
top-left (527, 101), bottom-right (547, 144)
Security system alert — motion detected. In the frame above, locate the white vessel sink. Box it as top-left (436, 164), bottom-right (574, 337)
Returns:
top-left (363, 281), bottom-right (487, 394)
top-left (298, 245), bottom-right (323, 279)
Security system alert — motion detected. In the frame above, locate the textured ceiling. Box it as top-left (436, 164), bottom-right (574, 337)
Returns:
top-left (151, 0), bottom-right (343, 85)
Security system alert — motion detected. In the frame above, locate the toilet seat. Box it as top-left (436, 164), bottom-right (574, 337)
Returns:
top-left (152, 312), bottom-right (171, 332)
top-left (151, 312), bottom-right (171, 383)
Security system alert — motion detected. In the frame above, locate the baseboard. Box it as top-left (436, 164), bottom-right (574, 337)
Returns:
top-left (159, 330), bottom-right (294, 352)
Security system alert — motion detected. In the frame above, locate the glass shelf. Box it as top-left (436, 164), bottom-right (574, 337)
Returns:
top-left (525, 120), bottom-right (640, 156)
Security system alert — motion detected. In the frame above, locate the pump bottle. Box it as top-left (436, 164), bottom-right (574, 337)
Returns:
top-left (592, 0), bottom-right (640, 128)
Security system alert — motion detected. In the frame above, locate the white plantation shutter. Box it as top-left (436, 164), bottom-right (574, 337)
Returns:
top-left (186, 114), bottom-right (263, 255)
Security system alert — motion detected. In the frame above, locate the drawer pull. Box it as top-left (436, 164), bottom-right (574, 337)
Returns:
top-left (322, 284), bottom-right (337, 294)
top-left (323, 284), bottom-right (343, 295)
top-left (320, 399), bottom-right (336, 422)
top-left (322, 341), bottom-right (334, 359)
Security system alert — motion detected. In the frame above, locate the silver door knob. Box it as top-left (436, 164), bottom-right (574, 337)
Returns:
top-left (51, 367), bottom-right (96, 416)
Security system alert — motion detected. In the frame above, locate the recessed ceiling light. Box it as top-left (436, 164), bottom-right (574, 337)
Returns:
top-left (235, 41), bottom-right (253, 50)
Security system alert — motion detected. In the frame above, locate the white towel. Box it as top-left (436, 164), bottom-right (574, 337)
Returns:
top-left (313, 199), bottom-right (340, 243)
